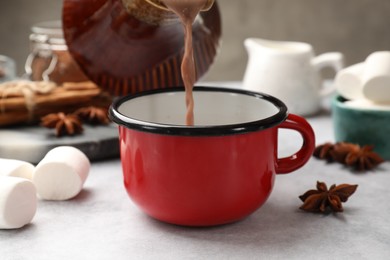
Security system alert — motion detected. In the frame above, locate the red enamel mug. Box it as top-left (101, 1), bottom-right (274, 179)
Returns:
top-left (109, 87), bottom-right (315, 226)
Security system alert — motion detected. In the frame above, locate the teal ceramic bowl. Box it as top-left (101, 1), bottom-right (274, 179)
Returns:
top-left (332, 95), bottom-right (390, 160)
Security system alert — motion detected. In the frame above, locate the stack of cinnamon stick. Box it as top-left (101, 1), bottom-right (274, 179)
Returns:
top-left (0, 81), bottom-right (112, 126)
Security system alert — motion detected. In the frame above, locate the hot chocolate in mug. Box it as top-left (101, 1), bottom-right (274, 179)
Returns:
top-left (243, 38), bottom-right (344, 116)
top-left (109, 87), bottom-right (315, 226)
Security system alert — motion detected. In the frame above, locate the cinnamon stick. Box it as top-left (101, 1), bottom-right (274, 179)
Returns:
top-left (0, 96), bottom-right (111, 126)
top-left (0, 81), bottom-right (112, 126)
top-left (0, 88), bottom-right (102, 112)
top-left (62, 81), bottom-right (98, 90)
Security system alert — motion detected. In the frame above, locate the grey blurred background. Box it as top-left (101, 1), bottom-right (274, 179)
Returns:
top-left (0, 0), bottom-right (389, 81)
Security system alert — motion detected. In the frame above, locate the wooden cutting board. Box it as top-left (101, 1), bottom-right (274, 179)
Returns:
top-left (0, 124), bottom-right (119, 164)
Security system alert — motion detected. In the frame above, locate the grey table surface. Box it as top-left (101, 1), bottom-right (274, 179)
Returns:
top-left (1, 83), bottom-right (390, 260)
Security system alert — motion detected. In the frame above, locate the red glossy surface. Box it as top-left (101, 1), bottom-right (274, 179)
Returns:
top-left (118, 114), bottom-right (315, 226)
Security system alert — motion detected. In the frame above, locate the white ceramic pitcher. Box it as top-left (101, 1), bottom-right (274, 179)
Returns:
top-left (243, 38), bottom-right (344, 116)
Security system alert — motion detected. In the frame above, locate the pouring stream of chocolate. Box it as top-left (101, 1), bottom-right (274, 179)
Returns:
top-left (161, 0), bottom-right (209, 126)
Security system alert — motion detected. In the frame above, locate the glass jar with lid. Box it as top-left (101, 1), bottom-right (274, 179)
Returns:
top-left (25, 20), bottom-right (88, 85)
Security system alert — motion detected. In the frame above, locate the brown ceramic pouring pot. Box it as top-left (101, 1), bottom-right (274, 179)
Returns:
top-left (62, 0), bottom-right (222, 95)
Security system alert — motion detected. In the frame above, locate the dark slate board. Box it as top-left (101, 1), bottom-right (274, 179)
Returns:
top-left (0, 124), bottom-right (120, 164)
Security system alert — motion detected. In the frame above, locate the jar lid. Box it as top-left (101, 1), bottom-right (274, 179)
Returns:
top-left (31, 20), bottom-right (64, 38)
top-left (30, 20), bottom-right (67, 49)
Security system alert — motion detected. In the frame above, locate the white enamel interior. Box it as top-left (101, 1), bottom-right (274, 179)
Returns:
top-left (116, 90), bottom-right (280, 126)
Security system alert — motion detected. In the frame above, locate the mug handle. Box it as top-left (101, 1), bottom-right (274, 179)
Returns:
top-left (312, 52), bottom-right (344, 96)
top-left (276, 114), bottom-right (316, 174)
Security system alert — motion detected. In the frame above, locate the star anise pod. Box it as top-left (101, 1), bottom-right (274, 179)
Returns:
top-left (345, 145), bottom-right (384, 171)
top-left (299, 181), bottom-right (358, 213)
top-left (328, 142), bottom-right (360, 163)
top-left (41, 112), bottom-right (84, 137)
top-left (313, 142), bottom-right (335, 161)
top-left (314, 142), bottom-right (385, 171)
top-left (331, 142), bottom-right (384, 171)
top-left (74, 106), bottom-right (110, 125)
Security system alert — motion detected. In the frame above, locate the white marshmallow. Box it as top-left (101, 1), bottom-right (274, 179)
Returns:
top-left (33, 146), bottom-right (90, 201)
top-left (0, 176), bottom-right (37, 229)
top-left (0, 158), bottom-right (35, 179)
top-left (362, 51), bottom-right (390, 103)
top-left (335, 62), bottom-right (364, 100)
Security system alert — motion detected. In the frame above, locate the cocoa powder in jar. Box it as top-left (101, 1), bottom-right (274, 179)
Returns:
top-left (28, 21), bottom-right (88, 85)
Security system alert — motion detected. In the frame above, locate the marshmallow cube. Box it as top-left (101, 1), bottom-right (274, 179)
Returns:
top-left (363, 51), bottom-right (390, 103)
top-left (0, 158), bottom-right (35, 179)
top-left (335, 62), bottom-right (364, 100)
top-left (0, 176), bottom-right (37, 229)
top-left (33, 146), bottom-right (90, 201)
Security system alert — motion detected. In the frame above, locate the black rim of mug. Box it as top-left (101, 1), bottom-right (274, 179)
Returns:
top-left (109, 86), bottom-right (288, 136)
